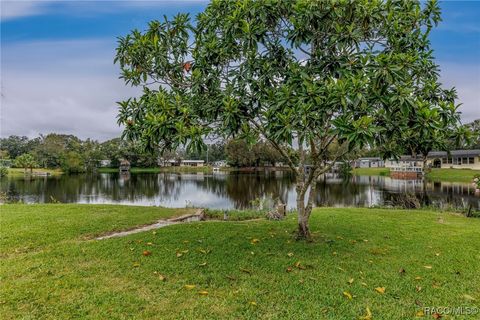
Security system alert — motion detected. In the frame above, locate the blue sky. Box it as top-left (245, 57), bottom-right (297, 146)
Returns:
top-left (1, 0), bottom-right (479, 140)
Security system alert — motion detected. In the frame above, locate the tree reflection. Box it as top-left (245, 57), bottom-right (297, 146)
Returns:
top-left (1, 172), bottom-right (479, 211)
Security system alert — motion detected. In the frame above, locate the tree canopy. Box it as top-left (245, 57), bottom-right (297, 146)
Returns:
top-left (115, 0), bottom-right (462, 238)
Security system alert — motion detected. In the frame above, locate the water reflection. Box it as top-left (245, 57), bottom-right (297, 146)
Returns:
top-left (1, 171), bottom-right (479, 211)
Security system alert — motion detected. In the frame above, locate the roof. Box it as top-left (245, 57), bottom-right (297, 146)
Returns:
top-left (427, 149), bottom-right (480, 157)
top-left (357, 157), bottom-right (382, 161)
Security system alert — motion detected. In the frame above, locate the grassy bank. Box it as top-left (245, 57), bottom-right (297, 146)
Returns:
top-left (97, 166), bottom-right (214, 173)
top-left (7, 167), bottom-right (63, 177)
top-left (352, 167), bottom-right (479, 183)
top-left (352, 167), bottom-right (390, 176)
top-left (425, 168), bottom-right (480, 183)
top-left (1, 204), bottom-right (479, 319)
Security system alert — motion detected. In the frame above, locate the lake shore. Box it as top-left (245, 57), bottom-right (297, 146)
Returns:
top-left (7, 167), bottom-right (63, 177)
top-left (1, 204), bottom-right (479, 319)
top-left (353, 167), bottom-right (480, 182)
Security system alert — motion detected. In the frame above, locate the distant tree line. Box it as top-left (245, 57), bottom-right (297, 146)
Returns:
top-left (0, 133), bottom-right (299, 173)
top-left (1, 120), bottom-right (477, 174)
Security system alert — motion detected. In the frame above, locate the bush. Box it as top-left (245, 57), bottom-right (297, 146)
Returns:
top-left (61, 151), bottom-right (86, 174)
top-left (0, 166), bottom-right (8, 177)
top-left (473, 174), bottom-right (480, 191)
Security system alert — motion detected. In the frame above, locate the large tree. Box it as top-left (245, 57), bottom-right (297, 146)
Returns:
top-left (14, 153), bottom-right (37, 174)
top-left (115, 0), bottom-right (460, 239)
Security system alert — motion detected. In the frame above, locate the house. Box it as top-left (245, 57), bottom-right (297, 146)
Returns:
top-left (426, 149), bottom-right (480, 170)
top-left (99, 160), bottom-right (111, 167)
top-left (385, 156), bottom-right (422, 169)
top-left (353, 157), bottom-right (385, 168)
top-left (119, 159), bottom-right (130, 172)
top-left (180, 160), bottom-right (204, 167)
top-left (384, 149), bottom-right (480, 172)
top-left (213, 160), bottom-right (228, 167)
top-left (161, 159), bottom-right (180, 167)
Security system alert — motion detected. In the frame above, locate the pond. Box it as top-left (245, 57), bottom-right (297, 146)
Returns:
top-left (1, 171), bottom-right (479, 211)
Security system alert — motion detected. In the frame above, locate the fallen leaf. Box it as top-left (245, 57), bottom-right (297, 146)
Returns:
top-left (432, 282), bottom-right (441, 289)
top-left (415, 299), bottom-right (423, 307)
top-left (176, 252), bottom-right (183, 258)
top-left (348, 278), bottom-right (354, 285)
top-left (416, 286), bottom-right (422, 292)
top-left (435, 252), bottom-right (441, 257)
top-left (415, 276), bottom-right (422, 280)
top-left (158, 274), bottom-right (166, 281)
top-left (333, 252), bottom-right (338, 255)
top-left (198, 290), bottom-right (208, 296)
top-left (146, 242), bottom-right (153, 246)
top-left (463, 294), bottom-right (476, 301)
top-left (423, 265), bottom-right (432, 269)
top-left (181, 250), bottom-right (189, 254)
top-left (294, 262), bottom-right (306, 270)
top-left (337, 267), bottom-right (346, 272)
top-left (249, 301), bottom-right (257, 306)
top-left (359, 306), bottom-right (372, 320)
top-left (133, 262), bottom-right (140, 268)
top-left (226, 275), bottom-right (236, 281)
top-left (343, 291), bottom-right (353, 300)
top-left (432, 313), bottom-right (442, 319)
top-left (361, 282), bottom-right (368, 287)
top-left (199, 262), bottom-right (207, 267)
top-left (363, 239), bottom-right (369, 242)
top-left (399, 268), bottom-right (406, 275)
top-left (336, 236), bottom-right (344, 240)
top-left (240, 268), bottom-right (252, 274)
top-left (184, 285), bottom-right (196, 290)
top-left (287, 252), bottom-right (294, 257)
top-left (152, 231), bottom-right (157, 235)
top-left (415, 310), bottom-right (425, 317)
top-left (374, 287), bottom-right (386, 294)
top-left (286, 267), bottom-right (293, 273)
top-left (142, 250), bottom-right (152, 256)
top-left (251, 238), bottom-right (260, 244)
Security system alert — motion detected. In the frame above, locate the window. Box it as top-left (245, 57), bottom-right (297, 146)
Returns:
top-left (448, 158), bottom-right (453, 164)
top-left (469, 157), bottom-right (475, 164)
top-left (442, 158), bottom-right (447, 164)
top-left (463, 157), bottom-right (468, 165)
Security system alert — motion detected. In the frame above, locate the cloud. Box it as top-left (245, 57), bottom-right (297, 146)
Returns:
top-left (1, 0), bottom-right (208, 22)
top-left (0, 1), bottom-right (47, 21)
top-left (1, 39), bottom-right (140, 141)
top-left (439, 62), bottom-right (480, 124)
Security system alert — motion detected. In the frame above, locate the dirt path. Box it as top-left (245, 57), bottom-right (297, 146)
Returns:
top-left (95, 209), bottom-right (205, 240)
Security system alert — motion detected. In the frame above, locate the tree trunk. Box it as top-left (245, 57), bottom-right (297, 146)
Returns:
top-left (296, 184), bottom-right (310, 240)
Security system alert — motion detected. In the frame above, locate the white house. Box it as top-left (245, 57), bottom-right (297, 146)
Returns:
top-left (180, 160), bottom-right (205, 167)
top-left (353, 157), bottom-right (385, 168)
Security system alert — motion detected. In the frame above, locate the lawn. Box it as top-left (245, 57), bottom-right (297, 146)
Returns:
top-left (7, 167), bottom-right (63, 176)
top-left (97, 166), bottom-right (213, 173)
top-left (352, 167), bottom-right (391, 176)
top-left (353, 167), bottom-right (479, 183)
top-left (425, 168), bottom-right (480, 183)
top-left (1, 205), bottom-right (479, 319)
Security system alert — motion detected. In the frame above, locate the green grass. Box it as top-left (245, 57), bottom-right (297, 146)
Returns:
top-left (1, 205), bottom-right (479, 319)
top-left (97, 166), bottom-right (213, 173)
top-left (7, 167), bottom-right (63, 176)
top-left (352, 167), bottom-right (391, 176)
top-left (425, 168), bottom-right (480, 183)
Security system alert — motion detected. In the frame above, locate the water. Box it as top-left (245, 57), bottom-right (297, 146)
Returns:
top-left (1, 171), bottom-right (479, 211)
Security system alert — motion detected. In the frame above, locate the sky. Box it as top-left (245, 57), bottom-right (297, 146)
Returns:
top-left (1, 0), bottom-right (479, 141)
